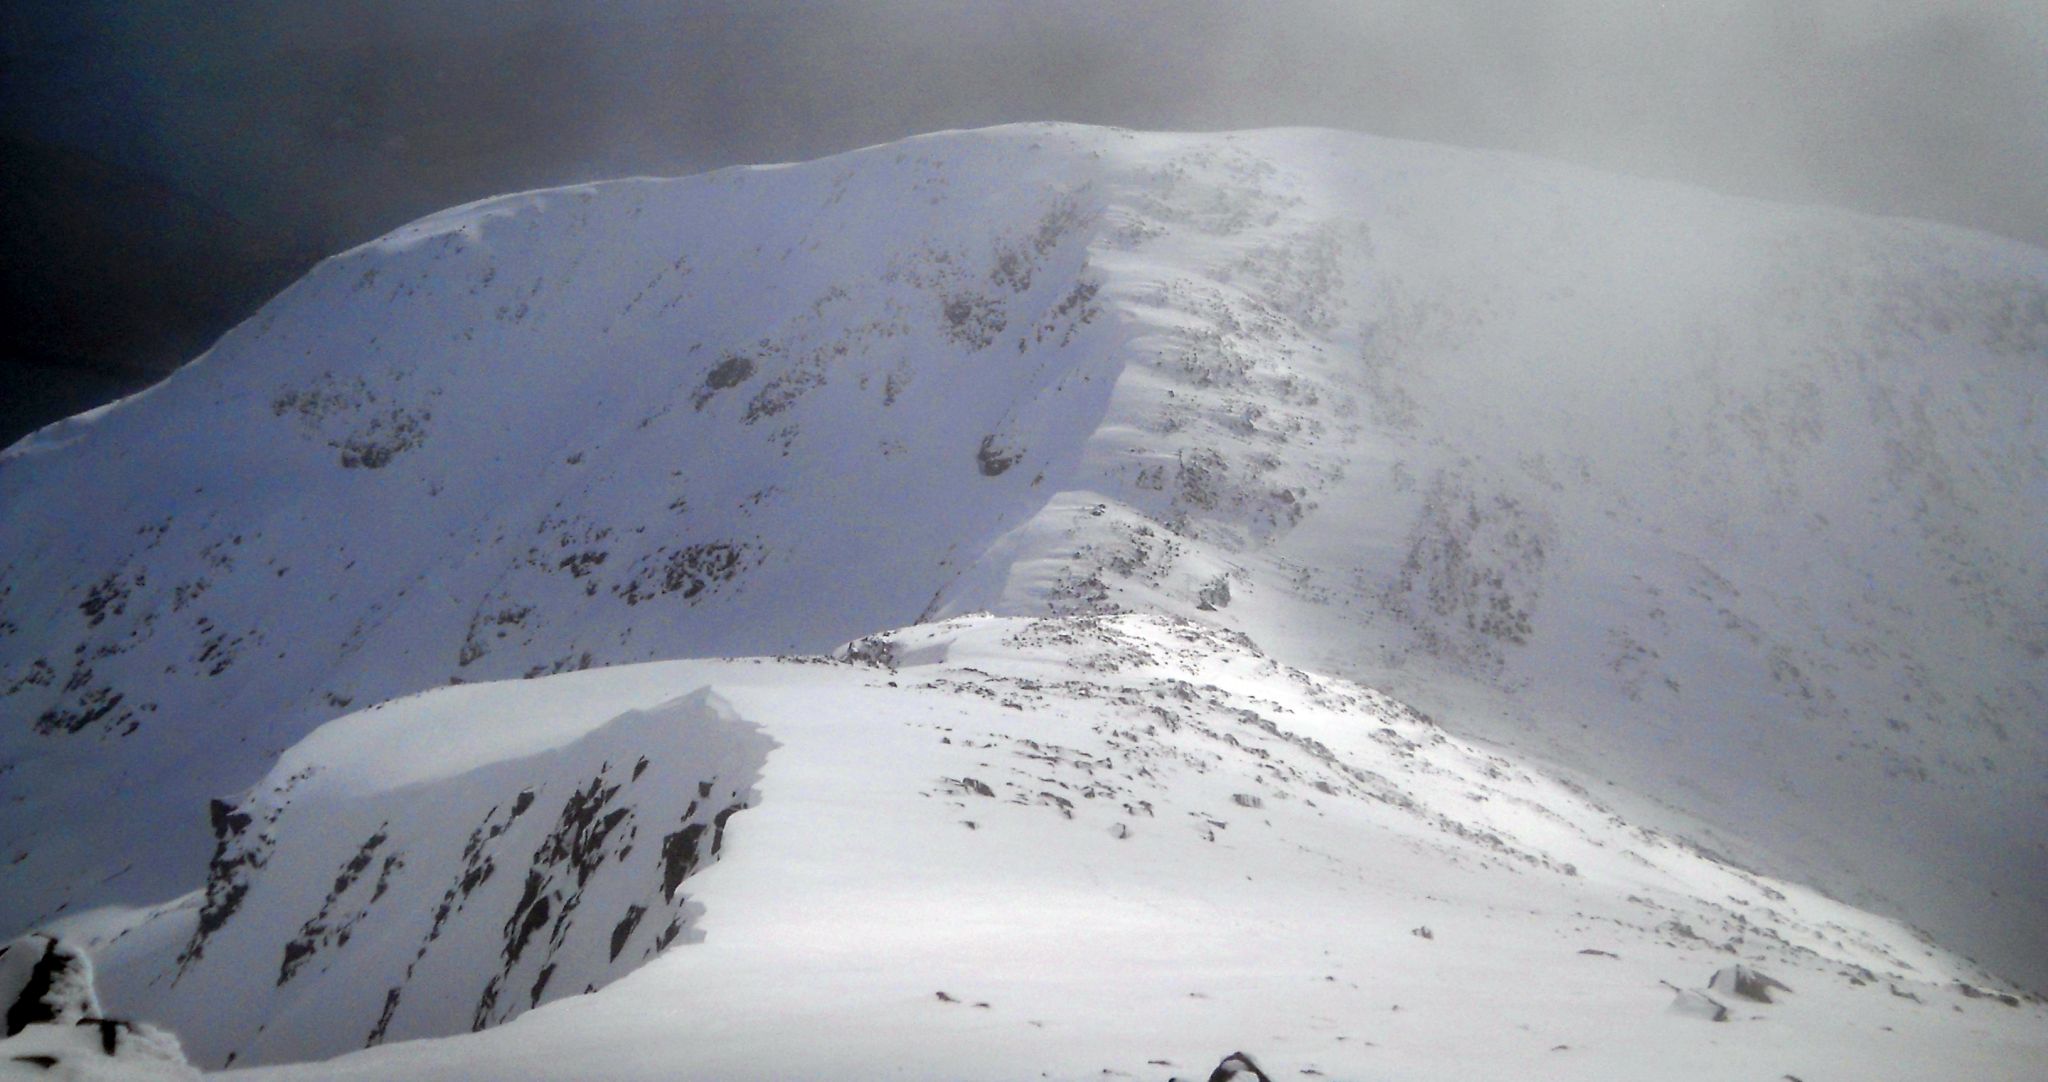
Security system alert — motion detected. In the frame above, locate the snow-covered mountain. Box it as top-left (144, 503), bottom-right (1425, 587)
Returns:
top-left (51, 616), bottom-right (2048, 1077)
top-left (1, 123), bottom-right (2043, 1073)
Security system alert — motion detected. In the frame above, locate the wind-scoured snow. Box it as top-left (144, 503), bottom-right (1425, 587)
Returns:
top-left (56, 615), bottom-right (2048, 1078)
top-left (1, 123), bottom-right (2044, 1073)
top-left (76, 686), bottom-right (769, 1067)
top-left (32, 614), bottom-right (2048, 1073)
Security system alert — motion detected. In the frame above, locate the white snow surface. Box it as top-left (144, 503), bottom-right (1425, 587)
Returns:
top-left (0, 1022), bottom-right (198, 1081)
top-left (0, 122), bottom-right (2044, 1072)
top-left (0, 935), bottom-right (197, 1080)
top-left (58, 616), bottom-right (2048, 1077)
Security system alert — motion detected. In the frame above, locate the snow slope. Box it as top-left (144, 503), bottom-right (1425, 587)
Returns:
top-left (78, 686), bottom-right (769, 1067)
top-left (54, 616), bottom-right (2048, 1077)
top-left (1, 121), bottom-right (2043, 1007)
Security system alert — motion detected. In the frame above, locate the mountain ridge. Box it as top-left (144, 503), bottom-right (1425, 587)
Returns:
top-left (2, 122), bottom-right (2043, 1005)
top-left (51, 613), bottom-right (2048, 1075)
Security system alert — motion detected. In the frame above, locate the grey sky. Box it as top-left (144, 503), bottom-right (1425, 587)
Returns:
top-left (2, 1), bottom-right (2045, 444)
top-left (6, 1), bottom-right (2045, 247)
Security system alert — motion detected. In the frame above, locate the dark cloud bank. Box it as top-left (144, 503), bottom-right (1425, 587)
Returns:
top-left (4, 1), bottom-right (2044, 441)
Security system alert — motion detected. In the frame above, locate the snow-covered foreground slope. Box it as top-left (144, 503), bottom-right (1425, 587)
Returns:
top-left (54, 616), bottom-right (2048, 1077)
top-left (70, 686), bottom-right (770, 1067)
top-left (1, 122), bottom-right (2043, 999)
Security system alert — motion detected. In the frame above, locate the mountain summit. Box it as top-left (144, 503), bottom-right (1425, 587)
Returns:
top-left (1, 123), bottom-right (2043, 1073)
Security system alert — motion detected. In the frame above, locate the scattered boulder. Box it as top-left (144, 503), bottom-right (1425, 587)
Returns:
top-left (1668, 988), bottom-right (1729, 1022)
top-left (976, 434), bottom-right (1019, 476)
top-left (1710, 965), bottom-right (1792, 1004)
top-left (1174, 1051), bottom-right (1272, 1082)
top-left (838, 635), bottom-right (898, 669)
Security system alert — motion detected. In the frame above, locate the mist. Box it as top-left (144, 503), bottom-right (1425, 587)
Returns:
top-left (3, 0), bottom-right (2045, 441)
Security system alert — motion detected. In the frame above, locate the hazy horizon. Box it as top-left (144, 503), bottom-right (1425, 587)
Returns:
top-left (3, 1), bottom-right (2045, 442)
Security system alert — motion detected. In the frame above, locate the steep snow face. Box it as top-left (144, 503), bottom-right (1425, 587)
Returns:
top-left (64, 615), bottom-right (2048, 1077)
top-left (78, 686), bottom-right (770, 1067)
top-left (1, 124), bottom-right (2043, 988)
top-left (0, 130), bottom-right (1120, 935)
top-left (926, 130), bottom-right (2048, 980)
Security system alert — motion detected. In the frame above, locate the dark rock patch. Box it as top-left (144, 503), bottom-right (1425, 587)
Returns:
top-left (609, 906), bottom-right (647, 963)
top-left (178, 798), bottom-right (274, 973)
top-left (3, 937), bottom-right (93, 1036)
top-left (692, 354), bottom-right (757, 409)
top-left (1710, 965), bottom-right (1792, 1004)
top-left (614, 542), bottom-right (753, 606)
top-left (501, 872), bottom-right (553, 968)
top-left (366, 987), bottom-right (403, 1047)
top-left (527, 964), bottom-right (556, 1008)
top-left (977, 435), bottom-right (1019, 476)
top-left (660, 824), bottom-right (708, 899)
top-left (711, 803), bottom-right (745, 856)
top-left (470, 977), bottom-right (500, 1033)
top-left (1956, 982), bottom-right (2022, 1008)
top-left (1192, 1051), bottom-right (1273, 1082)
